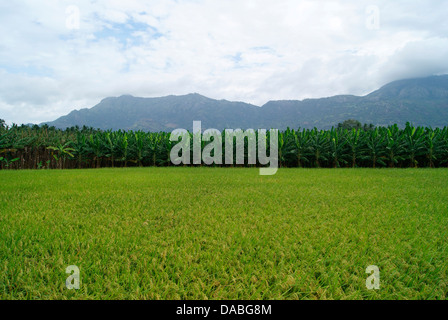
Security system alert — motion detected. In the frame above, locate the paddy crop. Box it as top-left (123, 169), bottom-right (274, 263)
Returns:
top-left (1, 168), bottom-right (447, 299)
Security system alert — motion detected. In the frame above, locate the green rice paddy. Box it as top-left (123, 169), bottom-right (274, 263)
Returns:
top-left (1, 168), bottom-right (447, 299)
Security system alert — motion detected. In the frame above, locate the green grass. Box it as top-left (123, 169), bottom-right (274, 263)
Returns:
top-left (1, 168), bottom-right (447, 300)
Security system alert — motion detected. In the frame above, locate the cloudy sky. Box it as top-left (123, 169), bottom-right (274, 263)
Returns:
top-left (1, 0), bottom-right (448, 124)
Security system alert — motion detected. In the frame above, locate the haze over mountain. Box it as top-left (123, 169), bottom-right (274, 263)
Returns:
top-left (43, 75), bottom-right (448, 131)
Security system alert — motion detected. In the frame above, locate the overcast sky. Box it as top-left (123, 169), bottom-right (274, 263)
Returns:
top-left (1, 0), bottom-right (448, 124)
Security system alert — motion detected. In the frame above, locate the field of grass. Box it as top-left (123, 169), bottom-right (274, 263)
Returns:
top-left (1, 168), bottom-right (447, 300)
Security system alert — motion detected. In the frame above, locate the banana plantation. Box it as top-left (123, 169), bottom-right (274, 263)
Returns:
top-left (1, 121), bottom-right (447, 169)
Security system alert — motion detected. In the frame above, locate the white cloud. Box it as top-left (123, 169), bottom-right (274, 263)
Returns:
top-left (0, 0), bottom-right (447, 124)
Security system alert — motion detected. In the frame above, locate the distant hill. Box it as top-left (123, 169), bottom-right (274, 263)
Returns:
top-left (45, 94), bottom-right (260, 132)
top-left (43, 75), bottom-right (448, 131)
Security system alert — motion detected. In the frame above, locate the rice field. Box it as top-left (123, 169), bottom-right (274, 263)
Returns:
top-left (1, 168), bottom-right (447, 300)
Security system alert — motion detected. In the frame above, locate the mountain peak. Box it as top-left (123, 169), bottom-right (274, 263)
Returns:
top-left (100, 95), bottom-right (135, 103)
top-left (368, 74), bottom-right (448, 100)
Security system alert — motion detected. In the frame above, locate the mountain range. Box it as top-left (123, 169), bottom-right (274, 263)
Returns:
top-left (43, 75), bottom-right (448, 131)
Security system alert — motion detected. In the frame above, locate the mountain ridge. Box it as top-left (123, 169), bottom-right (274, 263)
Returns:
top-left (43, 75), bottom-right (448, 131)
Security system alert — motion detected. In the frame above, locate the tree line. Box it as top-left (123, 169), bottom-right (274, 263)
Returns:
top-left (0, 119), bottom-right (447, 170)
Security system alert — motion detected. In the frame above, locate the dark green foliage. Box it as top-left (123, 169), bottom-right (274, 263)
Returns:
top-left (338, 119), bottom-right (363, 130)
top-left (0, 122), bottom-right (447, 169)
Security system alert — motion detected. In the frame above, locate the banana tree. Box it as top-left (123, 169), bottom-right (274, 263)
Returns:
top-left (403, 124), bottom-right (426, 168)
top-left (0, 156), bottom-right (19, 169)
top-left (87, 134), bottom-right (105, 168)
top-left (147, 133), bottom-right (162, 166)
top-left (104, 131), bottom-right (117, 167)
top-left (133, 131), bottom-right (148, 167)
top-left (47, 142), bottom-right (75, 169)
top-left (384, 125), bottom-right (406, 168)
top-left (115, 131), bottom-right (130, 167)
top-left (157, 132), bottom-right (173, 166)
top-left (284, 129), bottom-right (310, 168)
top-left (308, 129), bottom-right (330, 168)
top-left (72, 133), bottom-right (89, 169)
top-left (440, 127), bottom-right (448, 167)
top-left (362, 128), bottom-right (386, 168)
top-left (328, 128), bottom-right (349, 168)
top-left (423, 128), bottom-right (446, 168)
top-left (346, 129), bottom-right (364, 168)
